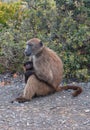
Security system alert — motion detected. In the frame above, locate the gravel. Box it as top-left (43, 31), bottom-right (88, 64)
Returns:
top-left (0, 75), bottom-right (90, 130)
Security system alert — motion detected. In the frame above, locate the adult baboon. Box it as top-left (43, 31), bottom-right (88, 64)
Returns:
top-left (12, 38), bottom-right (82, 103)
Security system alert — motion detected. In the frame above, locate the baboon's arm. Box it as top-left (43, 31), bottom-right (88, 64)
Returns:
top-left (35, 63), bottom-right (53, 86)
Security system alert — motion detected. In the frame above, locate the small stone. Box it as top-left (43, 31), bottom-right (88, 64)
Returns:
top-left (27, 122), bottom-right (30, 126)
top-left (84, 109), bottom-right (90, 113)
top-left (83, 120), bottom-right (90, 125)
top-left (72, 82), bottom-right (76, 84)
top-left (61, 120), bottom-right (66, 124)
top-left (43, 122), bottom-right (46, 125)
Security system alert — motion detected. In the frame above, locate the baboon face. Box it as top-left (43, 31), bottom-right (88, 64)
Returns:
top-left (24, 61), bottom-right (33, 71)
top-left (25, 38), bottom-right (43, 56)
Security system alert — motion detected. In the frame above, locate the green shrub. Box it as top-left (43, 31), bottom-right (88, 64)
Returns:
top-left (0, 1), bottom-right (28, 26)
top-left (0, 0), bottom-right (90, 81)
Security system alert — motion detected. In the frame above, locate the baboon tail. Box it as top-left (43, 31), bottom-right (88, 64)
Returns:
top-left (57, 85), bottom-right (83, 97)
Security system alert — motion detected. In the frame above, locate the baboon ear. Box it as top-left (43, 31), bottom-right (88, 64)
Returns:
top-left (40, 41), bottom-right (43, 46)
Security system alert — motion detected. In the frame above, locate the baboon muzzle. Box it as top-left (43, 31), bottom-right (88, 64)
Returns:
top-left (24, 44), bottom-right (32, 56)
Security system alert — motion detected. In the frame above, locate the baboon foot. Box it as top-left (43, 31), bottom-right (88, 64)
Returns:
top-left (11, 96), bottom-right (30, 103)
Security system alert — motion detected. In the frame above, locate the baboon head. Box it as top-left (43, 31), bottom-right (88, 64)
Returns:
top-left (25, 38), bottom-right (43, 56)
top-left (23, 61), bottom-right (33, 71)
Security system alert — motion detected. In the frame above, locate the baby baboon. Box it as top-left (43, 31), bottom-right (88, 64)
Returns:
top-left (12, 38), bottom-right (82, 103)
top-left (23, 61), bottom-right (34, 83)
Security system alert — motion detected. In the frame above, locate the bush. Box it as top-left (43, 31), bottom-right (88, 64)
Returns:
top-left (0, 0), bottom-right (90, 81)
top-left (0, 1), bottom-right (24, 26)
top-left (0, 26), bottom-right (25, 72)
top-left (0, 1), bottom-right (28, 72)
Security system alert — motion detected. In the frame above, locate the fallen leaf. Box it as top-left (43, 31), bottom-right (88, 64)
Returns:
top-left (0, 81), bottom-right (11, 87)
top-left (13, 73), bottom-right (18, 78)
top-left (0, 81), bottom-right (5, 86)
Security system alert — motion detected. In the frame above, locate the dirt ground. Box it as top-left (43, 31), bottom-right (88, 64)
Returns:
top-left (0, 75), bottom-right (90, 130)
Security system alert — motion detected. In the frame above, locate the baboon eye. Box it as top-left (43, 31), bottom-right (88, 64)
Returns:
top-left (26, 41), bottom-right (33, 46)
top-left (27, 43), bottom-right (33, 46)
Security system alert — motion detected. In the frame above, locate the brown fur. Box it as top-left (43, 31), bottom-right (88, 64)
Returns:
top-left (56, 85), bottom-right (82, 97)
top-left (12, 38), bottom-right (82, 103)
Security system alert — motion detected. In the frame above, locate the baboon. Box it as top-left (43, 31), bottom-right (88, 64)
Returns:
top-left (12, 38), bottom-right (82, 103)
top-left (23, 61), bottom-right (34, 83)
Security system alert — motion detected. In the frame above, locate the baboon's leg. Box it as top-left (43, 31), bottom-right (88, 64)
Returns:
top-left (23, 76), bottom-right (38, 99)
top-left (23, 75), bottom-right (55, 97)
top-left (36, 82), bottom-right (55, 96)
top-left (11, 75), bottom-right (37, 103)
top-left (16, 76), bottom-right (38, 103)
top-left (12, 75), bottom-right (55, 103)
